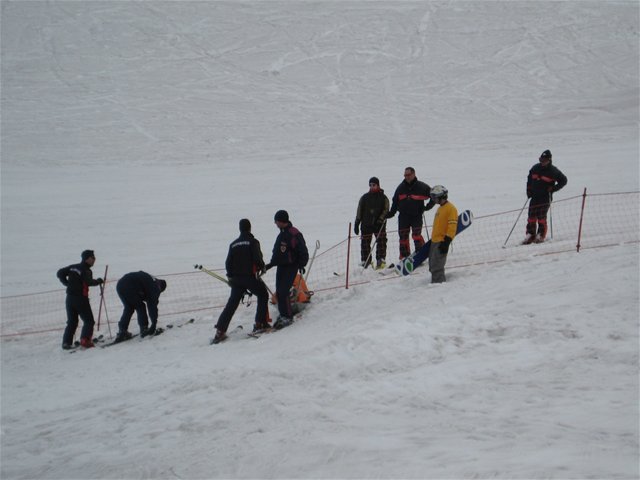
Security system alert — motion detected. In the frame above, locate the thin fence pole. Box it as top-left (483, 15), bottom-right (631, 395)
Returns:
top-left (346, 222), bottom-right (352, 289)
top-left (576, 187), bottom-right (588, 252)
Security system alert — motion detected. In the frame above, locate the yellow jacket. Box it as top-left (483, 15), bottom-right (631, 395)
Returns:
top-left (431, 201), bottom-right (458, 243)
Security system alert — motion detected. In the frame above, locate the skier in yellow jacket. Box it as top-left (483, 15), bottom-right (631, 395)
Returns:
top-left (428, 185), bottom-right (458, 283)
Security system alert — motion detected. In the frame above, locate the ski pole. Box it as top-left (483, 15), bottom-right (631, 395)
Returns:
top-left (304, 240), bottom-right (320, 283)
top-left (96, 265), bottom-right (108, 331)
top-left (503, 197), bottom-right (530, 248)
top-left (548, 192), bottom-right (554, 240)
top-left (422, 213), bottom-right (430, 241)
top-left (258, 271), bottom-right (278, 305)
top-left (363, 220), bottom-right (386, 269)
top-left (194, 264), bottom-right (229, 285)
top-left (100, 284), bottom-right (113, 339)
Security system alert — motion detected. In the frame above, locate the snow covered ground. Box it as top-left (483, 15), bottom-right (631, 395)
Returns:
top-left (1, 1), bottom-right (638, 479)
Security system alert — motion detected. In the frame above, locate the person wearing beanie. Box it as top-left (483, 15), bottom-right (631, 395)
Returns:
top-left (265, 210), bottom-right (309, 329)
top-left (212, 218), bottom-right (270, 344)
top-left (386, 167), bottom-right (435, 259)
top-left (524, 149), bottom-right (568, 244)
top-left (56, 250), bottom-right (104, 349)
top-left (114, 271), bottom-right (168, 342)
top-left (354, 176), bottom-right (390, 269)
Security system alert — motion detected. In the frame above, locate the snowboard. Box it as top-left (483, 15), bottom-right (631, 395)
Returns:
top-left (395, 209), bottom-right (473, 276)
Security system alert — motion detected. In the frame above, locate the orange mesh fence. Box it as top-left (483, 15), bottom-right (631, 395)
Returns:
top-left (1, 191), bottom-right (638, 338)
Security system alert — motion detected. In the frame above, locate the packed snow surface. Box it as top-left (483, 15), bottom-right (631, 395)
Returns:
top-left (1, 1), bottom-right (638, 479)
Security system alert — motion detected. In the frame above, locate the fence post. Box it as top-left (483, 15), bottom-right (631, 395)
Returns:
top-left (576, 187), bottom-right (587, 252)
top-left (346, 222), bottom-right (352, 289)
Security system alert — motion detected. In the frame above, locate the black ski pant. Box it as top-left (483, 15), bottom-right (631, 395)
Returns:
top-left (117, 282), bottom-right (150, 334)
top-left (275, 265), bottom-right (298, 319)
top-left (398, 214), bottom-right (425, 259)
top-left (63, 295), bottom-right (95, 345)
top-left (215, 275), bottom-right (269, 333)
top-left (360, 224), bottom-right (387, 264)
top-left (526, 197), bottom-right (551, 238)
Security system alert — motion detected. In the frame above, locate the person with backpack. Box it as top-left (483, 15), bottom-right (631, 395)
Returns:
top-left (114, 271), bottom-right (167, 343)
top-left (354, 176), bottom-right (390, 270)
top-left (56, 249), bottom-right (104, 349)
top-left (265, 210), bottom-right (309, 329)
top-left (524, 149), bottom-right (568, 244)
top-left (386, 167), bottom-right (435, 259)
top-left (428, 186), bottom-right (458, 283)
top-left (212, 219), bottom-right (270, 344)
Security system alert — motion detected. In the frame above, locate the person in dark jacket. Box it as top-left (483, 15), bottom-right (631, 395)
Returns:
top-left (115, 271), bottom-right (167, 342)
top-left (212, 219), bottom-right (270, 344)
top-left (57, 249), bottom-right (104, 349)
top-left (354, 176), bottom-right (389, 269)
top-left (265, 210), bottom-right (309, 329)
top-left (386, 167), bottom-right (435, 259)
top-left (524, 149), bottom-right (568, 244)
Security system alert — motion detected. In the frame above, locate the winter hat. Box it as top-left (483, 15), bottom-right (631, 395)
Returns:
top-left (239, 218), bottom-right (251, 232)
top-left (157, 279), bottom-right (167, 292)
top-left (274, 210), bottom-right (289, 223)
top-left (369, 177), bottom-right (380, 186)
top-left (81, 250), bottom-right (95, 261)
top-left (540, 149), bottom-right (552, 160)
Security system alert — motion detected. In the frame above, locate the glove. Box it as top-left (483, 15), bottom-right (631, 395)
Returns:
top-left (96, 278), bottom-right (104, 285)
top-left (265, 263), bottom-right (273, 271)
top-left (527, 190), bottom-right (532, 199)
top-left (227, 276), bottom-right (234, 286)
top-left (425, 200), bottom-right (436, 211)
top-left (354, 221), bottom-right (360, 235)
top-left (386, 211), bottom-right (395, 219)
top-left (439, 236), bottom-right (452, 254)
top-left (299, 267), bottom-right (306, 275)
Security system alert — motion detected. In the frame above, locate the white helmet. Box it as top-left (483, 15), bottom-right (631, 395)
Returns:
top-left (430, 185), bottom-right (448, 200)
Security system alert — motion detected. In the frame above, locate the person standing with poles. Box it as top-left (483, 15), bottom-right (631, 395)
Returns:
top-left (523, 149), bottom-right (567, 244)
top-left (212, 219), bottom-right (270, 344)
top-left (265, 210), bottom-right (309, 330)
top-left (57, 250), bottom-right (104, 349)
top-left (386, 167), bottom-right (435, 260)
top-left (354, 176), bottom-right (389, 270)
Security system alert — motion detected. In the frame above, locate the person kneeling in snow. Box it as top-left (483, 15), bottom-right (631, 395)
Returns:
top-left (115, 271), bottom-right (167, 342)
top-left (428, 185), bottom-right (458, 284)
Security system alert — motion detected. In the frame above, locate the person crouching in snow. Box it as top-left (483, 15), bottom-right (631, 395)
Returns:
top-left (428, 186), bottom-right (458, 284)
top-left (115, 271), bottom-right (167, 342)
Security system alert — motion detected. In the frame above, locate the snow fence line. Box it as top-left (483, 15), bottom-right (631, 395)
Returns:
top-left (1, 190), bottom-right (638, 338)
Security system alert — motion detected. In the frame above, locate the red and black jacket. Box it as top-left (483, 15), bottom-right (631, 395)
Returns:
top-left (389, 177), bottom-right (431, 218)
top-left (527, 161), bottom-right (567, 201)
top-left (57, 261), bottom-right (100, 297)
